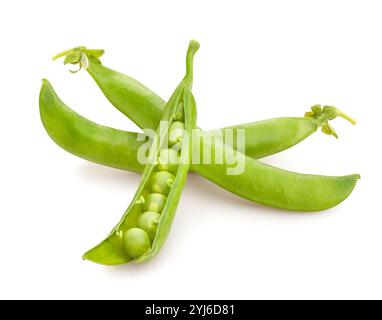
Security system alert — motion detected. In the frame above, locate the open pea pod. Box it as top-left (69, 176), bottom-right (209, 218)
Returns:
top-left (83, 41), bottom-right (199, 265)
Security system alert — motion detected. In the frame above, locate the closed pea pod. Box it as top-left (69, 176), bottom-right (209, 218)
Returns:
top-left (39, 81), bottom-right (355, 174)
top-left (53, 46), bottom-right (165, 130)
top-left (52, 45), bottom-right (356, 161)
top-left (192, 131), bottom-right (359, 211)
top-left (39, 79), bottom-right (145, 173)
top-left (39, 81), bottom-right (353, 171)
top-left (83, 40), bottom-right (199, 265)
top-left (224, 104), bottom-right (355, 158)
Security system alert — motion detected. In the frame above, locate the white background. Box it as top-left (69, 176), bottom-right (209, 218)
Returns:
top-left (0, 0), bottom-right (381, 300)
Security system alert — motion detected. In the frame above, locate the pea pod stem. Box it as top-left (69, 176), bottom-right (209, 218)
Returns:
top-left (305, 105), bottom-right (356, 138)
top-left (52, 48), bottom-right (81, 61)
top-left (338, 111), bottom-right (356, 125)
top-left (52, 50), bottom-right (71, 61)
top-left (185, 40), bottom-right (200, 87)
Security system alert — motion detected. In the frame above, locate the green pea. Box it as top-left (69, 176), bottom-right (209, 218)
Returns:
top-left (174, 101), bottom-right (185, 121)
top-left (137, 211), bottom-right (161, 241)
top-left (150, 171), bottom-right (175, 195)
top-left (168, 121), bottom-right (185, 146)
top-left (123, 228), bottom-right (151, 259)
top-left (144, 193), bottom-right (167, 213)
top-left (170, 142), bottom-right (182, 153)
top-left (158, 148), bottom-right (180, 174)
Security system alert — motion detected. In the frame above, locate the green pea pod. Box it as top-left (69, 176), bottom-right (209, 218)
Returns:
top-left (53, 46), bottom-right (164, 130)
top-left (52, 46), bottom-right (355, 159)
top-left (192, 132), bottom-right (359, 211)
top-left (83, 41), bottom-right (199, 265)
top-left (39, 79), bottom-right (145, 172)
top-left (39, 80), bottom-right (353, 168)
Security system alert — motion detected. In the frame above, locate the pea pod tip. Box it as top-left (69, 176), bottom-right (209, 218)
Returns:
top-left (189, 40), bottom-right (200, 50)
